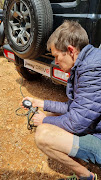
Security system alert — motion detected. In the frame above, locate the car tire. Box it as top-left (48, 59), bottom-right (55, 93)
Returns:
top-left (0, 22), bottom-right (5, 46)
top-left (3, 0), bottom-right (53, 59)
top-left (15, 56), bottom-right (41, 81)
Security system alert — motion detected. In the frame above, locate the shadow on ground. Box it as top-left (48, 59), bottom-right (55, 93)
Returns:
top-left (0, 170), bottom-right (60, 180)
top-left (16, 76), bottom-right (67, 102)
top-left (1, 159), bottom-right (101, 180)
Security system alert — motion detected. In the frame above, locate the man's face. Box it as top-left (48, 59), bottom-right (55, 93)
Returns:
top-left (51, 44), bottom-right (75, 73)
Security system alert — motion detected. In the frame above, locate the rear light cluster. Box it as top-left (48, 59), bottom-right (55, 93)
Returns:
top-left (4, 49), bottom-right (15, 61)
top-left (53, 67), bottom-right (70, 82)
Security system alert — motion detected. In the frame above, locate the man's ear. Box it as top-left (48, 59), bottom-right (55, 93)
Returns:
top-left (67, 45), bottom-right (75, 57)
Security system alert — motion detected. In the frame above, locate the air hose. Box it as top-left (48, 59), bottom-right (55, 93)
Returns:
top-left (15, 78), bottom-right (38, 130)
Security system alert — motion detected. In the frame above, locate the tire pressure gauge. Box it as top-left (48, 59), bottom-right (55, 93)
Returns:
top-left (16, 99), bottom-right (38, 130)
top-left (22, 100), bottom-right (32, 109)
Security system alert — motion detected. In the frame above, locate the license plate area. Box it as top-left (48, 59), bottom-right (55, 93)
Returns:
top-left (24, 59), bottom-right (50, 77)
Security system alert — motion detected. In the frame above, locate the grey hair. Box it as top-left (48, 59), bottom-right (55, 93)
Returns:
top-left (47, 20), bottom-right (89, 52)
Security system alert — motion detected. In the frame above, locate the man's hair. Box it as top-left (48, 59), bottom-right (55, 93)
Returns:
top-left (47, 20), bottom-right (89, 52)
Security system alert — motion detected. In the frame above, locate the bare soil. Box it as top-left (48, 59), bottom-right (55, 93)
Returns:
top-left (0, 54), bottom-right (101, 180)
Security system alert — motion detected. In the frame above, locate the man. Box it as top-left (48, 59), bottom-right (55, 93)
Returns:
top-left (22, 21), bottom-right (101, 180)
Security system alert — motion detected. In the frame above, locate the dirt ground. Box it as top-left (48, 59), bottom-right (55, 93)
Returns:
top-left (0, 52), bottom-right (101, 180)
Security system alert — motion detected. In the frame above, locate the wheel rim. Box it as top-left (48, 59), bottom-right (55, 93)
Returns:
top-left (9, 0), bottom-right (31, 47)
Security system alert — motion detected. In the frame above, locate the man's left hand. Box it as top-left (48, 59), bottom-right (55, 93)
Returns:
top-left (32, 110), bottom-right (46, 126)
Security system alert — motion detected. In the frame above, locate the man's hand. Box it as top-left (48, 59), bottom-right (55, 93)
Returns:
top-left (21, 97), bottom-right (44, 109)
top-left (32, 110), bottom-right (46, 126)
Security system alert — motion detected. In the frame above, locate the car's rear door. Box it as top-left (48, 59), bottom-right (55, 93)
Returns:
top-left (50, 0), bottom-right (90, 30)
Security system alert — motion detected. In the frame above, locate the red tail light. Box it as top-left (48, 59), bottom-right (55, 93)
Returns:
top-left (4, 49), bottom-right (15, 61)
top-left (53, 67), bottom-right (70, 82)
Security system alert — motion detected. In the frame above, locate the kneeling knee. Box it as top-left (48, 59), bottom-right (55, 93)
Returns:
top-left (35, 124), bottom-right (51, 149)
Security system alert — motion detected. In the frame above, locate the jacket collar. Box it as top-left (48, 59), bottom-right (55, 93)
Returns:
top-left (67, 44), bottom-right (95, 99)
top-left (71, 44), bottom-right (94, 71)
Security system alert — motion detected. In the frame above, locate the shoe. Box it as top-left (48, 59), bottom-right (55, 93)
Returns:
top-left (58, 174), bottom-right (78, 180)
top-left (58, 173), bottom-right (97, 180)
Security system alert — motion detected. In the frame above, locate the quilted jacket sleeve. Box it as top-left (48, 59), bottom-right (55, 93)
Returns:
top-left (44, 100), bottom-right (69, 114)
top-left (43, 64), bottom-right (101, 135)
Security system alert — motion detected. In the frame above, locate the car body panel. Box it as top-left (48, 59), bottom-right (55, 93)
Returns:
top-left (50, 0), bottom-right (101, 47)
top-left (2, 0), bottom-right (101, 85)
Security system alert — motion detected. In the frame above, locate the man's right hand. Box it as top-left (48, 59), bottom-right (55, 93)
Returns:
top-left (21, 97), bottom-right (44, 109)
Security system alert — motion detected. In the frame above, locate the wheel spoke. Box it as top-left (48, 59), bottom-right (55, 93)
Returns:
top-left (12, 36), bottom-right (17, 44)
top-left (20, 2), bottom-right (23, 12)
top-left (10, 10), bottom-right (14, 17)
top-left (20, 36), bottom-right (27, 45)
top-left (23, 10), bottom-right (29, 17)
top-left (24, 31), bottom-right (30, 40)
top-left (9, 21), bottom-right (20, 34)
top-left (10, 9), bottom-right (22, 19)
top-left (25, 22), bottom-right (31, 29)
top-left (14, 11), bottom-right (22, 18)
top-left (17, 35), bottom-right (22, 44)
top-left (9, 21), bottom-right (19, 27)
top-left (14, 3), bottom-right (17, 11)
top-left (16, 31), bottom-right (28, 45)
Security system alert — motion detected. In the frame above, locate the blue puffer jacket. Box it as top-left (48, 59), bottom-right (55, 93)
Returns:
top-left (43, 44), bottom-right (101, 140)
